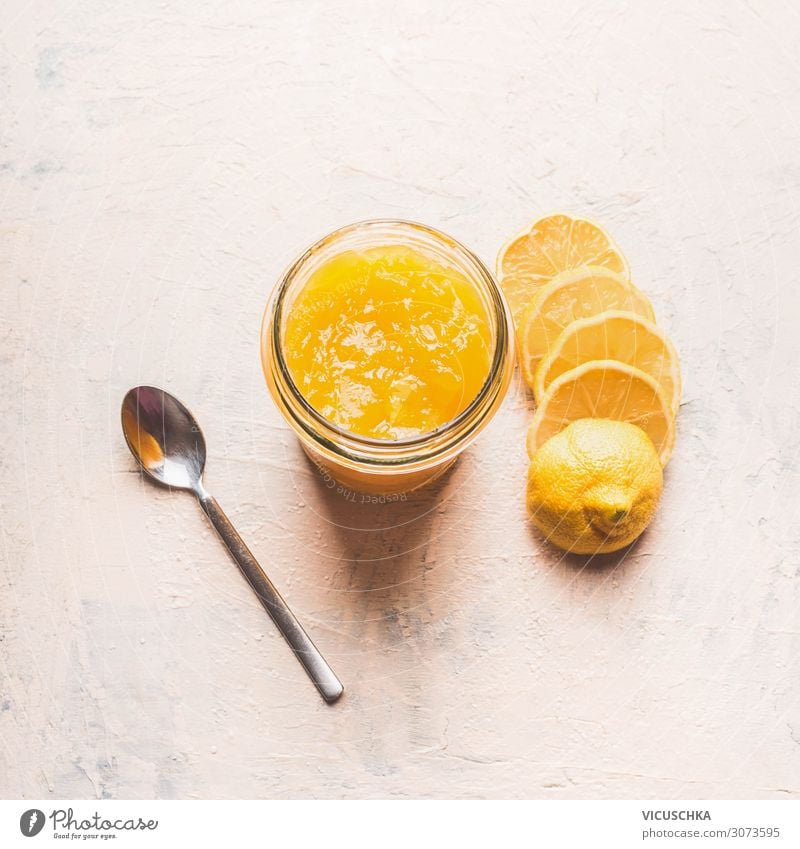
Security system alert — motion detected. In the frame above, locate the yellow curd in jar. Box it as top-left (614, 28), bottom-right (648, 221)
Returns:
top-left (282, 244), bottom-right (493, 440)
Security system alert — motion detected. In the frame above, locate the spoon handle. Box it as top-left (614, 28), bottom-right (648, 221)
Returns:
top-left (197, 493), bottom-right (344, 704)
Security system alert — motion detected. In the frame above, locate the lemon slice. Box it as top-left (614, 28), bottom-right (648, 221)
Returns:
top-left (533, 310), bottom-right (681, 414)
top-left (497, 213), bottom-right (631, 326)
top-left (526, 360), bottom-right (675, 466)
top-left (517, 267), bottom-right (654, 390)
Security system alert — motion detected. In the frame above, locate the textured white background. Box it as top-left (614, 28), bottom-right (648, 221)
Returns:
top-left (1, 0), bottom-right (799, 800)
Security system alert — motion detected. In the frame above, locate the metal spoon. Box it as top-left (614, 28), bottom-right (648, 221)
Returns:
top-left (121, 385), bottom-right (344, 704)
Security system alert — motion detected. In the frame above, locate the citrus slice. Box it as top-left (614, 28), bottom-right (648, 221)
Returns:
top-left (533, 311), bottom-right (681, 414)
top-left (518, 267), bottom-right (654, 390)
top-left (526, 360), bottom-right (675, 466)
top-left (497, 213), bottom-right (630, 325)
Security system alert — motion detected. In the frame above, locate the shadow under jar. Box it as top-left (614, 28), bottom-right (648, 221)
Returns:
top-left (261, 220), bottom-right (515, 495)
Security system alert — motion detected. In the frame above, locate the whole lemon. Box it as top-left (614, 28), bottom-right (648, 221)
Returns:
top-left (526, 418), bottom-right (663, 554)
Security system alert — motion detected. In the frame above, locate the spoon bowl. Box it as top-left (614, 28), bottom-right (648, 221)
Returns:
top-left (121, 386), bottom-right (206, 492)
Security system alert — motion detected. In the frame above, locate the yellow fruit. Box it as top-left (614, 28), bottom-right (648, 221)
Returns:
top-left (527, 419), bottom-right (663, 554)
top-left (517, 267), bottom-right (655, 390)
top-left (497, 213), bottom-right (630, 326)
top-left (526, 360), bottom-right (675, 466)
top-left (534, 310), bottom-right (682, 413)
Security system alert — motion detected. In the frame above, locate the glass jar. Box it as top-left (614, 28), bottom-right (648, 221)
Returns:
top-left (260, 220), bottom-right (515, 494)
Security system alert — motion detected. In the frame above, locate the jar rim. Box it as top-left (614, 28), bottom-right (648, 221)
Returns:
top-left (261, 219), bottom-right (514, 466)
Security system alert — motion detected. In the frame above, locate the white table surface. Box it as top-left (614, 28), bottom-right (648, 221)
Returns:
top-left (2, 0), bottom-right (799, 800)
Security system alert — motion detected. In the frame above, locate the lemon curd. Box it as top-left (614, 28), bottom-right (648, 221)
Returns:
top-left (262, 220), bottom-right (514, 495)
top-left (282, 245), bottom-right (493, 440)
